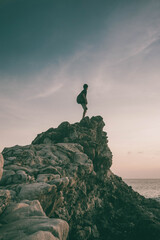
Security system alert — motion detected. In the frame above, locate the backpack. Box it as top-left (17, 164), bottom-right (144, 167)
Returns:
top-left (76, 92), bottom-right (83, 104)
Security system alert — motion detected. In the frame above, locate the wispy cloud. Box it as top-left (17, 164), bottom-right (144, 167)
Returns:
top-left (28, 83), bottom-right (63, 100)
top-left (116, 34), bottom-right (160, 64)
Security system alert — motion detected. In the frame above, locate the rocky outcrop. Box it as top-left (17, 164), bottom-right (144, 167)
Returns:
top-left (0, 116), bottom-right (160, 240)
top-left (32, 116), bottom-right (112, 173)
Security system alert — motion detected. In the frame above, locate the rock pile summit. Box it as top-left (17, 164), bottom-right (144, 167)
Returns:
top-left (0, 116), bottom-right (160, 240)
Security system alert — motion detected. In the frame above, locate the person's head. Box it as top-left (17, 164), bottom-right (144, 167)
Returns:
top-left (83, 84), bottom-right (88, 90)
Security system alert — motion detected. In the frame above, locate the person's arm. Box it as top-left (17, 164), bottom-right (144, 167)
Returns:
top-left (82, 93), bottom-right (87, 104)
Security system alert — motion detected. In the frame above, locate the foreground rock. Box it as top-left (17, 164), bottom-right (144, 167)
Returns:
top-left (0, 116), bottom-right (160, 240)
top-left (0, 200), bottom-right (69, 240)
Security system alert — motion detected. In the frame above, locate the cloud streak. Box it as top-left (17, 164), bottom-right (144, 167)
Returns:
top-left (28, 83), bottom-right (63, 100)
top-left (110, 33), bottom-right (160, 66)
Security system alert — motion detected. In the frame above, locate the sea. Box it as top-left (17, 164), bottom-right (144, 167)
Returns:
top-left (123, 179), bottom-right (160, 202)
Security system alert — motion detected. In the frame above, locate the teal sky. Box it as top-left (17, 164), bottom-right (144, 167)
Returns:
top-left (0, 0), bottom-right (160, 178)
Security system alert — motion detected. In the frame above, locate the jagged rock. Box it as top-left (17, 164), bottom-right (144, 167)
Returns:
top-left (0, 154), bottom-right (4, 180)
top-left (32, 116), bottom-right (112, 172)
top-left (36, 173), bottom-right (60, 183)
top-left (18, 182), bottom-right (57, 201)
top-left (0, 190), bottom-right (11, 216)
top-left (1, 200), bottom-right (46, 222)
top-left (0, 116), bottom-right (160, 240)
top-left (0, 169), bottom-right (15, 185)
top-left (0, 169), bottom-right (31, 185)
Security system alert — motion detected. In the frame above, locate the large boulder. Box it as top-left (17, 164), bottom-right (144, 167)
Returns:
top-left (0, 200), bottom-right (69, 240)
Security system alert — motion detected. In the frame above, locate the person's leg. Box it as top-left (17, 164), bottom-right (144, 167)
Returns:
top-left (81, 103), bottom-right (88, 119)
top-left (82, 107), bottom-right (87, 118)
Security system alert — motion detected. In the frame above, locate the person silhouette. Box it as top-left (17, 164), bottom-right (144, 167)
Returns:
top-left (76, 84), bottom-right (88, 119)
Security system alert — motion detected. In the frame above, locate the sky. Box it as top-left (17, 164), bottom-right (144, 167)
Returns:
top-left (0, 0), bottom-right (160, 178)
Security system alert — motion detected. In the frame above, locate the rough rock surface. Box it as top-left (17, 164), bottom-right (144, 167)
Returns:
top-left (0, 190), bottom-right (11, 216)
top-left (0, 200), bottom-right (69, 240)
top-left (0, 153), bottom-right (4, 180)
top-left (0, 116), bottom-right (160, 240)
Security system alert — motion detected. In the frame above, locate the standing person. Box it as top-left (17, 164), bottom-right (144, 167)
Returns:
top-left (77, 84), bottom-right (88, 119)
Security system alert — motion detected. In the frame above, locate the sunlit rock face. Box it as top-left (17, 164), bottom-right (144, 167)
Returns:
top-left (0, 116), bottom-right (160, 240)
top-left (32, 116), bottom-right (112, 174)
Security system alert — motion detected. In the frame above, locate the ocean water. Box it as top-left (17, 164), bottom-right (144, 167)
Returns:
top-left (123, 179), bottom-right (160, 201)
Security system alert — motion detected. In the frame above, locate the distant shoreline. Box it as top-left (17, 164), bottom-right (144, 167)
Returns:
top-left (123, 178), bottom-right (160, 180)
